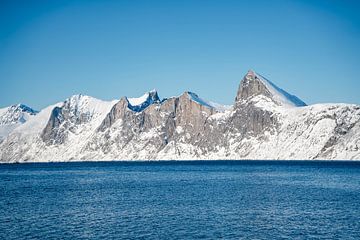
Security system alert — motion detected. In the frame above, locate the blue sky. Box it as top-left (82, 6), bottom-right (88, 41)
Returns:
top-left (1, 0), bottom-right (360, 109)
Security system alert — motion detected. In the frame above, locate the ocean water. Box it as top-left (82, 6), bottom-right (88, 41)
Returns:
top-left (0, 160), bottom-right (360, 239)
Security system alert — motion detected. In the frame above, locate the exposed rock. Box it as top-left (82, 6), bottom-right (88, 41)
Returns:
top-left (0, 70), bottom-right (359, 162)
top-left (41, 94), bottom-right (114, 145)
top-left (235, 70), bottom-right (272, 103)
top-left (97, 97), bottom-right (129, 131)
top-left (127, 90), bottom-right (161, 112)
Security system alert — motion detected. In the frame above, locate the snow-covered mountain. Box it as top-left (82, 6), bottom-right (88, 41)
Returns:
top-left (0, 104), bottom-right (38, 142)
top-left (1, 70), bottom-right (360, 162)
top-left (127, 89), bottom-right (161, 112)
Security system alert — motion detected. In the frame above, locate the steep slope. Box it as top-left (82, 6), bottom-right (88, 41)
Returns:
top-left (85, 91), bottom-right (216, 160)
top-left (127, 89), bottom-right (161, 112)
top-left (225, 94), bottom-right (360, 160)
top-left (0, 70), bottom-right (359, 162)
top-left (236, 70), bottom-right (306, 107)
top-left (0, 95), bottom-right (117, 162)
top-left (41, 94), bottom-right (117, 145)
top-left (0, 104), bottom-right (38, 142)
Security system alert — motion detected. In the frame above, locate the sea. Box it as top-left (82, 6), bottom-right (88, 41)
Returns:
top-left (0, 160), bottom-right (360, 239)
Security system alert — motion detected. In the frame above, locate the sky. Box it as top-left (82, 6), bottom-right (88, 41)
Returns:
top-left (1, 0), bottom-right (360, 110)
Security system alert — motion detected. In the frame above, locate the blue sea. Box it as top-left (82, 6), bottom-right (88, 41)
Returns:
top-left (1, 160), bottom-right (360, 239)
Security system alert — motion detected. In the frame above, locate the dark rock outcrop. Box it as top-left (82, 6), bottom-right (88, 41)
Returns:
top-left (41, 95), bottom-right (93, 145)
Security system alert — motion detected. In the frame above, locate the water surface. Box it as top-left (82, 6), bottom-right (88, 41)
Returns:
top-left (1, 160), bottom-right (360, 239)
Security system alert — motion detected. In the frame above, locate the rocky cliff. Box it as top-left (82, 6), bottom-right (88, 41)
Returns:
top-left (1, 70), bottom-right (359, 162)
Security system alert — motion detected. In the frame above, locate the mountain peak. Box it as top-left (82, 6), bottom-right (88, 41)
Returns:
top-left (149, 88), bottom-right (158, 94)
top-left (126, 90), bottom-right (161, 112)
top-left (0, 104), bottom-right (38, 126)
top-left (236, 70), bottom-right (306, 107)
top-left (13, 104), bottom-right (38, 115)
top-left (246, 69), bottom-right (256, 77)
top-left (66, 93), bottom-right (87, 102)
top-left (148, 89), bottom-right (160, 102)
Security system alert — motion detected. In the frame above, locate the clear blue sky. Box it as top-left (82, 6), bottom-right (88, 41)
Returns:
top-left (1, 0), bottom-right (360, 109)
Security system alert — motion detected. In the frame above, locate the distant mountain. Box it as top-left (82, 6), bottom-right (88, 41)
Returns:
top-left (0, 104), bottom-right (38, 142)
top-left (1, 70), bottom-right (360, 162)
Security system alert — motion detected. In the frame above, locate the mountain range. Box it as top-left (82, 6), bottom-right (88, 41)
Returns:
top-left (1, 70), bottom-right (359, 162)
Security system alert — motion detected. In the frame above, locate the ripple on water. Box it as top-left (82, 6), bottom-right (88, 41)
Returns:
top-left (0, 160), bottom-right (360, 239)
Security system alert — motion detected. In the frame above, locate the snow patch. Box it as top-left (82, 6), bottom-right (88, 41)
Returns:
top-left (186, 92), bottom-right (213, 109)
top-left (249, 70), bottom-right (307, 107)
top-left (126, 89), bottom-right (161, 112)
top-left (128, 93), bottom-right (151, 106)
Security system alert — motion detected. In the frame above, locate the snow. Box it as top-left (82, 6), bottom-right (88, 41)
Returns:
top-left (0, 107), bottom-right (7, 116)
top-left (12, 103), bottom-right (62, 135)
top-left (9, 94), bottom-right (117, 136)
top-left (65, 94), bottom-right (118, 120)
top-left (0, 104), bottom-right (38, 141)
top-left (176, 126), bottom-right (184, 134)
top-left (251, 95), bottom-right (283, 113)
top-left (186, 92), bottom-right (230, 112)
top-left (187, 92), bottom-right (214, 109)
top-left (208, 101), bottom-right (232, 112)
top-left (0, 95), bottom-right (119, 162)
top-left (0, 74), bottom-right (359, 162)
top-left (127, 92), bottom-right (151, 106)
top-left (0, 104), bottom-right (38, 125)
top-left (127, 90), bottom-right (230, 113)
top-left (250, 70), bottom-right (307, 107)
top-left (0, 124), bottom-right (20, 142)
top-left (209, 109), bottom-right (234, 121)
top-left (126, 89), bottom-right (160, 112)
top-left (2, 96), bottom-right (359, 162)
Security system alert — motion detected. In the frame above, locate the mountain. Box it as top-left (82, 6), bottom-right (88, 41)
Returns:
top-left (236, 70), bottom-right (307, 107)
top-left (1, 70), bottom-right (360, 162)
top-left (0, 104), bottom-right (38, 142)
top-left (127, 89), bottom-right (161, 112)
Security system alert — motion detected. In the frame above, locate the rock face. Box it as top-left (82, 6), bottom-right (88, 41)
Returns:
top-left (236, 70), bottom-right (272, 102)
top-left (1, 70), bottom-right (360, 162)
top-left (41, 95), bottom-right (100, 144)
top-left (88, 91), bottom-right (216, 159)
top-left (127, 90), bottom-right (161, 112)
top-left (236, 70), bottom-right (306, 107)
top-left (40, 94), bottom-right (117, 146)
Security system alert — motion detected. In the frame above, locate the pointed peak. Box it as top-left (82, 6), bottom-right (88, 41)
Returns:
top-left (149, 88), bottom-right (157, 94)
top-left (245, 69), bottom-right (263, 81)
top-left (246, 69), bottom-right (256, 77)
top-left (236, 71), bottom-right (306, 107)
top-left (148, 89), bottom-right (160, 102)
